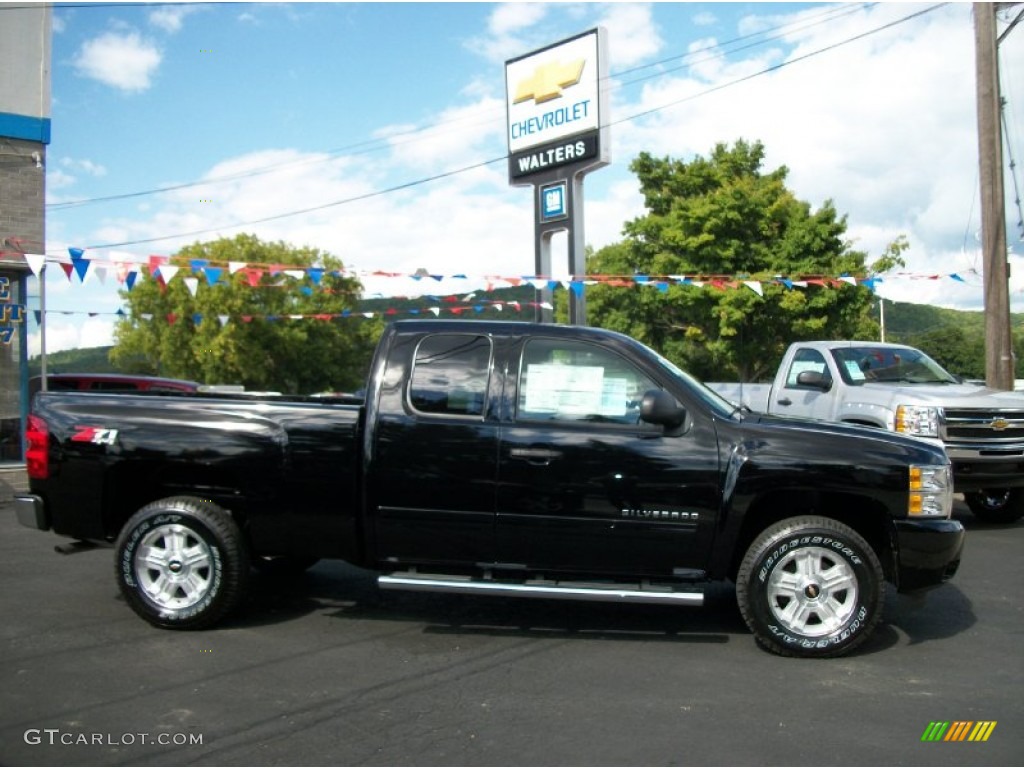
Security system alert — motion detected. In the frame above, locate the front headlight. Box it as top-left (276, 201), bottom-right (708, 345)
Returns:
top-left (908, 464), bottom-right (953, 518)
top-left (895, 404), bottom-right (940, 438)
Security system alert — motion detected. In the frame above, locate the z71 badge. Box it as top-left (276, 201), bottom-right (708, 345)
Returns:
top-left (70, 427), bottom-right (119, 446)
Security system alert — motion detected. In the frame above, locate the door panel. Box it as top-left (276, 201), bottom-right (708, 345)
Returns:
top-left (367, 333), bottom-right (499, 567)
top-left (496, 338), bottom-right (720, 577)
top-left (775, 347), bottom-right (834, 421)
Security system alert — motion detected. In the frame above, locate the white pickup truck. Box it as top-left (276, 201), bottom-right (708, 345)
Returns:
top-left (709, 341), bottom-right (1024, 523)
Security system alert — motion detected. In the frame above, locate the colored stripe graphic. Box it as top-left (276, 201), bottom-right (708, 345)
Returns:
top-left (921, 721), bottom-right (996, 742)
top-left (968, 722), bottom-right (997, 742)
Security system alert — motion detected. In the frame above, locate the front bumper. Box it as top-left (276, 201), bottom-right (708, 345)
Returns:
top-left (15, 494), bottom-right (49, 531)
top-left (946, 445), bottom-right (1024, 491)
top-left (893, 518), bottom-right (964, 592)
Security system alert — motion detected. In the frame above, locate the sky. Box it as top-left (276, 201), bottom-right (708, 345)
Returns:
top-left (21, 1), bottom-right (1024, 354)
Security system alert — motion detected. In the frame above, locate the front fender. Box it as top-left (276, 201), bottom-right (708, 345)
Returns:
top-left (836, 401), bottom-right (894, 429)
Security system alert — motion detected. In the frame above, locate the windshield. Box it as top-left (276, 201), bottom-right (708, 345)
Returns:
top-left (830, 346), bottom-right (959, 385)
top-left (649, 348), bottom-right (741, 418)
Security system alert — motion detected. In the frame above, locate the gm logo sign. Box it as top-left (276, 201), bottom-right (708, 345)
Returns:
top-left (540, 181), bottom-right (568, 223)
top-left (921, 721), bottom-right (997, 742)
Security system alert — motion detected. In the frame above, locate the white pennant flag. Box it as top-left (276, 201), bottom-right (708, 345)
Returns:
top-left (228, 261), bottom-right (246, 274)
top-left (25, 254), bottom-right (46, 276)
top-left (743, 280), bottom-right (763, 297)
top-left (184, 277), bottom-right (199, 297)
top-left (218, 315), bottom-right (230, 327)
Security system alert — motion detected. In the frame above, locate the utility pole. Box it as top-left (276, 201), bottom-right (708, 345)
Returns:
top-left (975, 2), bottom-right (1014, 389)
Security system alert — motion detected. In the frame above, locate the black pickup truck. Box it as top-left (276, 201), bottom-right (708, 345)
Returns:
top-left (15, 320), bottom-right (964, 658)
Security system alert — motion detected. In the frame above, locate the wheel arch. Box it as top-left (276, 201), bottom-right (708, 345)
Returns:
top-left (101, 462), bottom-right (251, 543)
top-left (728, 488), bottom-right (896, 583)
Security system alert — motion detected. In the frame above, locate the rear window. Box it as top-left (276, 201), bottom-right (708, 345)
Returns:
top-left (408, 334), bottom-right (492, 417)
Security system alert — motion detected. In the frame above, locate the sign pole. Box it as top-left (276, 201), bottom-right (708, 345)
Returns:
top-left (506, 28), bottom-right (610, 325)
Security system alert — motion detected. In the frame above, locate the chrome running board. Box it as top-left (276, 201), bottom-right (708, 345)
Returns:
top-left (378, 575), bottom-right (704, 606)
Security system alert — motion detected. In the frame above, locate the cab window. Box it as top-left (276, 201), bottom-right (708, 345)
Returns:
top-left (517, 338), bottom-right (658, 424)
top-left (408, 334), bottom-right (491, 417)
top-left (785, 348), bottom-right (831, 388)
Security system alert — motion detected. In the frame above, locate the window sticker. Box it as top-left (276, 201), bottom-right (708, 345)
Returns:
top-left (843, 360), bottom-right (867, 381)
top-left (524, 364), bottom-right (604, 416)
top-left (599, 377), bottom-right (629, 417)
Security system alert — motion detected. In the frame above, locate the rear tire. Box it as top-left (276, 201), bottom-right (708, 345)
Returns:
top-left (115, 496), bottom-right (250, 629)
top-left (736, 516), bottom-right (884, 658)
top-left (964, 488), bottom-right (1024, 524)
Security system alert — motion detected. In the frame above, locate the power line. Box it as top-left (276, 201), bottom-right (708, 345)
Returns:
top-left (74, 3), bottom-right (949, 251)
top-left (82, 155), bottom-right (506, 249)
top-left (47, 2), bottom-right (880, 211)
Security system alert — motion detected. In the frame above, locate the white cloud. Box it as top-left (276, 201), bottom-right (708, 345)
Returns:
top-left (45, 168), bottom-right (76, 193)
top-left (60, 157), bottom-right (107, 177)
top-left (75, 31), bottom-right (161, 93)
top-left (597, 4), bottom-right (662, 68)
top-left (693, 12), bottom-right (717, 28)
top-left (383, 97), bottom-right (506, 171)
top-left (29, 314), bottom-right (115, 358)
top-left (489, 2), bottom-right (548, 36)
top-left (467, 2), bottom-right (552, 62)
top-left (149, 6), bottom-right (198, 34)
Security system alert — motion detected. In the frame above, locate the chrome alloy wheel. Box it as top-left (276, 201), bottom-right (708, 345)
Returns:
top-left (134, 523), bottom-right (214, 610)
top-left (766, 546), bottom-right (859, 637)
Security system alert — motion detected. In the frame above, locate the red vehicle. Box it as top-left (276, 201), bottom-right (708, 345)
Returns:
top-left (29, 373), bottom-right (200, 396)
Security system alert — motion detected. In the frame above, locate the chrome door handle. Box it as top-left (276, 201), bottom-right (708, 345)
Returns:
top-left (509, 447), bottom-right (563, 465)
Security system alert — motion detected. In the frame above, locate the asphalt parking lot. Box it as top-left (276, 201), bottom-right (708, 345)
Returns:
top-left (1, 498), bottom-right (1021, 767)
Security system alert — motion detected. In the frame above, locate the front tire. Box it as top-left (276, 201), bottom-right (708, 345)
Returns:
top-left (736, 516), bottom-right (884, 658)
top-left (115, 496), bottom-right (250, 629)
top-left (964, 488), bottom-right (1024, 524)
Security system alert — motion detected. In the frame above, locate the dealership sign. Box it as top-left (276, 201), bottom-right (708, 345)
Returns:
top-left (505, 29), bottom-right (609, 181)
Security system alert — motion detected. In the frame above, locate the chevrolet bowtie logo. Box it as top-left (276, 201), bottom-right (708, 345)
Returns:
top-left (514, 59), bottom-right (586, 105)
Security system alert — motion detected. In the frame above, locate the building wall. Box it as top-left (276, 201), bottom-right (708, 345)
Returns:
top-left (0, 138), bottom-right (46, 255)
top-left (1, 5), bottom-right (51, 465)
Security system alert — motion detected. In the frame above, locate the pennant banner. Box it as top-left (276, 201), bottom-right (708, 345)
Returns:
top-left (18, 248), bottom-right (986, 297)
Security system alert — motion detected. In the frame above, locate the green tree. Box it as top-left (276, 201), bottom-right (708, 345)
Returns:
top-left (910, 326), bottom-right (985, 379)
top-left (110, 234), bottom-right (377, 393)
top-left (585, 140), bottom-right (903, 381)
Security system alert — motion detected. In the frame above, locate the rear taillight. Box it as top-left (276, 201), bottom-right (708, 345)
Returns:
top-left (25, 414), bottom-right (49, 479)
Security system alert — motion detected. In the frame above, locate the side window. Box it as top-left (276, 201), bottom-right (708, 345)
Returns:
top-left (47, 379), bottom-right (80, 391)
top-left (785, 348), bottom-right (831, 388)
top-left (91, 381), bottom-right (139, 391)
top-left (408, 334), bottom-right (491, 417)
top-left (517, 338), bottom-right (658, 424)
